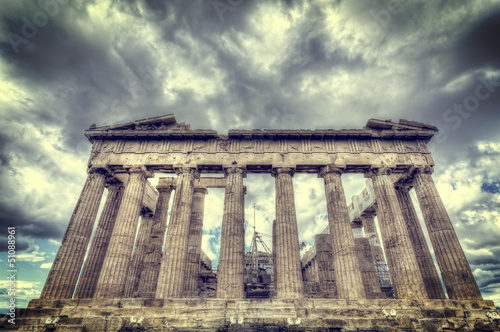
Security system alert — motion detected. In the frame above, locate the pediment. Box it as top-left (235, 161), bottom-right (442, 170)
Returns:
top-left (89, 114), bottom-right (190, 131)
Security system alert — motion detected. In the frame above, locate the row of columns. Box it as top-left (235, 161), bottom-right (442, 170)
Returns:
top-left (41, 164), bottom-right (482, 301)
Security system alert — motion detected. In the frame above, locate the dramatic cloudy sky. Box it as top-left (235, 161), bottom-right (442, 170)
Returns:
top-left (1, 0), bottom-right (500, 309)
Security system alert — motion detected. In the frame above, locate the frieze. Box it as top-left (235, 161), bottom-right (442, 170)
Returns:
top-left (357, 140), bottom-right (372, 153)
top-left (348, 140), bottom-right (359, 153)
top-left (324, 139), bottom-right (335, 153)
top-left (394, 140), bottom-right (405, 153)
top-left (301, 140), bottom-right (312, 153)
top-left (91, 137), bottom-right (434, 156)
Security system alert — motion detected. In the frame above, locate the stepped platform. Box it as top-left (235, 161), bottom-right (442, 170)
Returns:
top-left (1, 298), bottom-right (499, 331)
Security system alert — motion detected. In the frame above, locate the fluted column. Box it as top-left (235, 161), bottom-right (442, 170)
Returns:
top-left (217, 167), bottom-right (246, 299)
top-left (360, 212), bottom-right (386, 264)
top-left (184, 187), bottom-right (208, 296)
top-left (272, 219), bottom-right (277, 295)
top-left (123, 211), bottom-right (155, 297)
top-left (314, 234), bottom-right (337, 297)
top-left (74, 183), bottom-right (124, 299)
top-left (366, 167), bottom-right (428, 299)
top-left (40, 166), bottom-right (109, 299)
top-left (156, 167), bottom-right (199, 298)
top-left (395, 184), bottom-right (445, 299)
top-left (137, 186), bottom-right (172, 298)
top-left (319, 165), bottom-right (365, 299)
top-left (272, 167), bottom-right (304, 298)
top-left (413, 166), bottom-right (482, 300)
top-left (94, 165), bottom-right (152, 298)
top-left (352, 223), bottom-right (384, 298)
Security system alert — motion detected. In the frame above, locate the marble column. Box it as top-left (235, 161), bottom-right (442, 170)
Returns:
top-left (360, 212), bottom-right (386, 264)
top-left (315, 257), bottom-right (326, 286)
top-left (319, 165), bottom-right (365, 299)
top-left (41, 166), bottom-right (109, 299)
top-left (123, 211), bottom-right (155, 298)
top-left (217, 167), bottom-right (246, 299)
top-left (272, 219), bottom-right (277, 295)
top-left (184, 187), bottom-right (208, 296)
top-left (413, 166), bottom-right (482, 300)
top-left (366, 167), bottom-right (428, 299)
top-left (137, 186), bottom-right (172, 298)
top-left (272, 167), bottom-right (304, 298)
top-left (314, 234), bottom-right (337, 297)
top-left (395, 184), bottom-right (445, 299)
top-left (94, 165), bottom-right (152, 298)
top-left (352, 223), bottom-right (384, 298)
top-left (156, 167), bottom-right (199, 299)
top-left (74, 183), bottom-right (124, 299)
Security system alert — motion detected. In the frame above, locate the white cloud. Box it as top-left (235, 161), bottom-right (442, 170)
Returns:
top-left (201, 234), bottom-right (217, 261)
top-left (40, 262), bottom-right (52, 269)
top-left (0, 280), bottom-right (41, 310)
top-left (48, 239), bottom-right (61, 246)
top-left (16, 244), bottom-right (46, 263)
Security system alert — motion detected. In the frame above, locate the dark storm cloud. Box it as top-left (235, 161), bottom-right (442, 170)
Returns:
top-left (277, 3), bottom-right (365, 86)
top-left (0, 202), bottom-right (65, 250)
top-left (456, 10), bottom-right (500, 72)
top-left (0, 133), bottom-right (12, 167)
top-left (1, 1), bottom-right (126, 146)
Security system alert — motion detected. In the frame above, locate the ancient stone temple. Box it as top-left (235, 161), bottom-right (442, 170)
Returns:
top-left (3, 114), bottom-right (500, 331)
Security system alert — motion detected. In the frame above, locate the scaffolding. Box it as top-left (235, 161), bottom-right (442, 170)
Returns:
top-left (375, 261), bottom-right (395, 298)
top-left (245, 203), bottom-right (274, 298)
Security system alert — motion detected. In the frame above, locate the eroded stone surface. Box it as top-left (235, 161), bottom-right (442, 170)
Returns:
top-left (6, 298), bottom-right (500, 331)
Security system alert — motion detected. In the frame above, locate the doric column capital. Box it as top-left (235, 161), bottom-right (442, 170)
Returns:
top-left (105, 182), bottom-right (124, 191)
top-left (193, 187), bottom-right (208, 195)
top-left (271, 167), bottom-right (295, 178)
top-left (156, 185), bottom-right (173, 193)
top-left (124, 164), bottom-right (154, 178)
top-left (394, 183), bottom-right (412, 192)
top-left (318, 165), bottom-right (345, 178)
top-left (223, 166), bottom-right (247, 177)
top-left (88, 165), bottom-right (113, 176)
top-left (365, 166), bottom-right (393, 178)
top-left (174, 166), bottom-right (200, 179)
top-left (413, 165), bottom-right (434, 175)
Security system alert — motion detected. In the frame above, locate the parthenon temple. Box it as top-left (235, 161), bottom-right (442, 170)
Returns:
top-left (10, 114), bottom-right (500, 331)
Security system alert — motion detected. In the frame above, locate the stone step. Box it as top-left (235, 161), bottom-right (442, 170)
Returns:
top-left (3, 298), bottom-right (498, 331)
